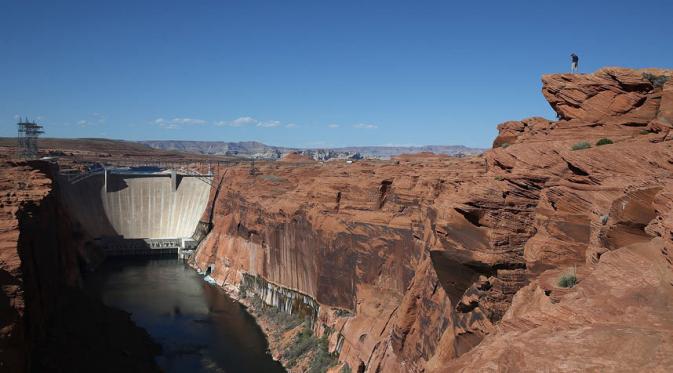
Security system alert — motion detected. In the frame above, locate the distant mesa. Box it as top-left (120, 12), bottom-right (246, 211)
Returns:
top-left (280, 151), bottom-right (314, 162)
top-left (138, 140), bottom-right (484, 160)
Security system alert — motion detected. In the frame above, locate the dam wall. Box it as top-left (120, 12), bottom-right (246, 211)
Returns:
top-left (58, 172), bottom-right (211, 240)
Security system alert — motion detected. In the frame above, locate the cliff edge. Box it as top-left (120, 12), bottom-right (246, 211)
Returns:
top-left (192, 67), bottom-right (673, 372)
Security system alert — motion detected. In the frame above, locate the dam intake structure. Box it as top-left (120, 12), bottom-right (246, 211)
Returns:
top-left (57, 165), bottom-right (212, 257)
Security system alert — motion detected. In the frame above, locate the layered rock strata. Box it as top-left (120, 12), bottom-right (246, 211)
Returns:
top-left (192, 67), bottom-right (673, 372)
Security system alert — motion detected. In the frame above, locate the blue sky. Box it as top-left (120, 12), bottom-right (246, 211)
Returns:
top-left (2, 0), bottom-right (672, 148)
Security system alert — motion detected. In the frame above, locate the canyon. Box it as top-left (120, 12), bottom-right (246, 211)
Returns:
top-left (0, 161), bottom-right (161, 372)
top-left (1, 67), bottom-right (673, 372)
top-left (191, 67), bottom-right (673, 372)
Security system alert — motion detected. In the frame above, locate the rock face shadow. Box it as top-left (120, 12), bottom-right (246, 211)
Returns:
top-left (429, 250), bottom-right (481, 305)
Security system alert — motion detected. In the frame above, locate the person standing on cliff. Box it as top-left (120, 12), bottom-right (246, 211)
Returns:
top-left (571, 53), bottom-right (579, 73)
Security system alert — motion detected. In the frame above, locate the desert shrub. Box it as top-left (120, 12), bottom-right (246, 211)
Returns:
top-left (500, 142), bottom-right (510, 148)
top-left (340, 363), bottom-right (352, 373)
top-left (643, 73), bottom-right (670, 88)
top-left (334, 308), bottom-right (354, 317)
top-left (595, 138), bottom-right (613, 146)
top-left (640, 129), bottom-right (652, 135)
top-left (283, 322), bottom-right (337, 372)
top-left (238, 282), bottom-right (249, 298)
top-left (308, 334), bottom-right (337, 373)
top-left (600, 215), bottom-right (609, 225)
top-left (558, 273), bottom-right (578, 288)
top-left (250, 296), bottom-right (264, 310)
top-left (571, 141), bottom-right (591, 151)
top-left (284, 323), bottom-right (318, 367)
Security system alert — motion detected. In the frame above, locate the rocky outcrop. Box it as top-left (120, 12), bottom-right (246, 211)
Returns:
top-left (542, 68), bottom-right (661, 125)
top-left (192, 67), bottom-right (673, 372)
top-left (443, 237), bottom-right (673, 372)
top-left (0, 160), bottom-right (160, 372)
top-left (0, 161), bottom-right (56, 371)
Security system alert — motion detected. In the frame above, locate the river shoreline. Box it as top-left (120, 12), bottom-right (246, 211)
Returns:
top-left (192, 263), bottom-right (343, 373)
top-left (194, 267), bottom-right (288, 359)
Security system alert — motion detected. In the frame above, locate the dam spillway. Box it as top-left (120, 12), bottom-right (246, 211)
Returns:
top-left (58, 167), bottom-right (212, 255)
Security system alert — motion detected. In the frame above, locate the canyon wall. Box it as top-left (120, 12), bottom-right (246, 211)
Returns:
top-left (192, 67), bottom-right (673, 372)
top-left (0, 160), bottom-right (159, 372)
top-left (0, 160), bottom-right (90, 371)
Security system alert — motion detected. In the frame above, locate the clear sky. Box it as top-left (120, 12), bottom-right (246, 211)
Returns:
top-left (2, 0), bottom-right (672, 148)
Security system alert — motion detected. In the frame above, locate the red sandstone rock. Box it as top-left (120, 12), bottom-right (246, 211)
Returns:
top-left (0, 160), bottom-right (160, 372)
top-left (541, 67), bottom-right (669, 126)
top-left (659, 81), bottom-right (673, 124)
top-left (442, 236), bottom-right (673, 372)
top-left (192, 67), bottom-right (673, 372)
top-left (0, 162), bottom-right (53, 372)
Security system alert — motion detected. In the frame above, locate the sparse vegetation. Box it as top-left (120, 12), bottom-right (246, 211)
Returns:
top-left (643, 72), bottom-right (670, 88)
top-left (500, 142), bottom-right (510, 148)
top-left (283, 322), bottom-right (337, 372)
top-left (250, 296), bottom-right (303, 332)
top-left (283, 322), bottom-right (318, 367)
top-left (640, 129), bottom-right (652, 135)
top-left (558, 268), bottom-right (578, 288)
top-left (600, 214), bottom-right (609, 225)
top-left (558, 274), bottom-right (577, 288)
top-left (334, 308), bottom-right (354, 318)
top-left (595, 138), bottom-right (613, 146)
top-left (245, 287), bottom-right (331, 371)
top-left (494, 175), bottom-right (504, 181)
top-left (571, 141), bottom-right (591, 151)
top-left (269, 307), bottom-right (303, 331)
top-left (340, 363), bottom-right (352, 373)
top-left (238, 282), bottom-right (249, 298)
top-left (308, 334), bottom-right (338, 373)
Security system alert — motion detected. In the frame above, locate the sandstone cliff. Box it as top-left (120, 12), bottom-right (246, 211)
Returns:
top-left (0, 160), bottom-right (160, 372)
top-left (192, 67), bottom-right (673, 372)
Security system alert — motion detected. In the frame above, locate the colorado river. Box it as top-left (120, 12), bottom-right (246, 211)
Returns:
top-left (83, 258), bottom-right (285, 373)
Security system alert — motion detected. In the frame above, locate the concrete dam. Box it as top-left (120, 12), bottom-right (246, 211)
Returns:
top-left (58, 167), bottom-right (212, 255)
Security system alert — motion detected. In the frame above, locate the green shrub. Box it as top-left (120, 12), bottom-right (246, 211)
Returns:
top-left (500, 142), bottom-right (510, 148)
top-left (595, 138), bottom-right (613, 146)
top-left (571, 141), bottom-right (591, 151)
top-left (238, 282), bottom-right (249, 298)
top-left (283, 322), bottom-right (337, 372)
top-left (283, 323), bottom-right (318, 367)
top-left (250, 297), bottom-right (264, 310)
top-left (558, 273), bottom-right (578, 288)
top-left (334, 309), bottom-right (354, 317)
top-left (340, 363), bottom-right (352, 373)
top-left (308, 334), bottom-right (337, 373)
top-left (643, 73), bottom-right (670, 88)
top-left (640, 129), bottom-right (652, 135)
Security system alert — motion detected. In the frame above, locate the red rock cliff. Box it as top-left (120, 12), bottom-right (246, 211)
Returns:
top-left (193, 67), bottom-right (673, 372)
top-left (0, 160), bottom-right (160, 372)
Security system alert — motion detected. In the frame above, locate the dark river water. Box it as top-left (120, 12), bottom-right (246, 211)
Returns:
top-left (83, 258), bottom-right (285, 373)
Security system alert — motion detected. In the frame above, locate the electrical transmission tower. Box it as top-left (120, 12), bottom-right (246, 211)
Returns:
top-left (17, 118), bottom-right (44, 159)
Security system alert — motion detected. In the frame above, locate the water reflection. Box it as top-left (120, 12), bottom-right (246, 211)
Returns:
top-left (84, 258), bottom-right (285, 373)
